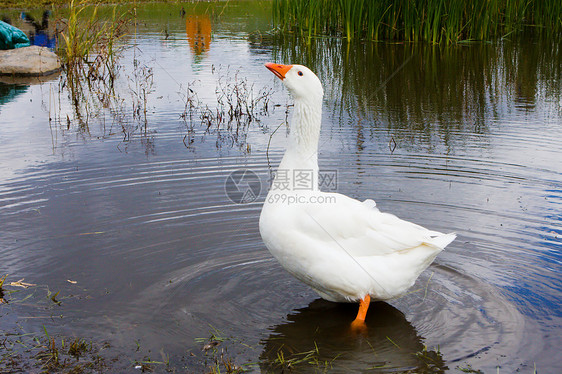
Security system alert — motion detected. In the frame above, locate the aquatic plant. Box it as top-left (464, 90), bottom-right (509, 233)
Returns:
top-left (267, 342), bottom-right (336, 372)
top-left (273, 0), bottom-right (562, 43)
top-left (129, 55), bottom-right (154, 133)
top-left (195, 327), bottom-right (257, 373)
top-left (57, 0), bottom-right (128, 69)
top-left (49, 1), bottom-right (131, 135)
top-left (214, 69), bottom-right (273, 129)
top-left (0, 274), bottom-right (7, 304)
top-left (178, 68), bottom-right (274, 152)
top-left (0, 325), bottom-right (107, 373)
top-left (51, 3), bottom-right (168, 152)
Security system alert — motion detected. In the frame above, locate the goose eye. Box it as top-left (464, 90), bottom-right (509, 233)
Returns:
top-left (298, 71), bottom-right (303, 76)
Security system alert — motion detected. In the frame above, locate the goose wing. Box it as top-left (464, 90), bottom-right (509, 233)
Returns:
top-left (293, 192), bottom-right (454, 258)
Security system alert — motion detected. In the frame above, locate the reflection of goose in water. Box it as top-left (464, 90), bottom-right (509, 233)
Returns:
top-left (260, 299), bottom-right (447, 373)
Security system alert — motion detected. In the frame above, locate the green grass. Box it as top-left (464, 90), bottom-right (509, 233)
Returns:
top-left (273, 0), bottom-right (562, 43)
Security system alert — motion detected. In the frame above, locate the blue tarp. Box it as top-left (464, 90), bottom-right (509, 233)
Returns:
top-left (0, 20), bottom-right (31, 50)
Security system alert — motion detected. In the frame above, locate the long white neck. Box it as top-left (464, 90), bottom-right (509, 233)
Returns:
top-left (275, 96), bottom-right (323, 192)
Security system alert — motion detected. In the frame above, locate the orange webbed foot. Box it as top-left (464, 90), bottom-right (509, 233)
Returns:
top-left (350, 319), bottom-right (368, 334)
top-left (350, 295), bottom-right (370, 333)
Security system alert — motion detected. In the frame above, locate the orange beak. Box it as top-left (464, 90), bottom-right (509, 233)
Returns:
top-left (265, 63), bottom-right (293, 80)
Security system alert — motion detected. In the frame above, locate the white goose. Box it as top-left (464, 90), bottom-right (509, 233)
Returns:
top-left (259, 63), bottom-right (456, 329)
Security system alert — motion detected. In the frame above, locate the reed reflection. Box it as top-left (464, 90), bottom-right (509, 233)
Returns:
top-left (256, 36), bottom-right (561, 150)
top-left (260, 299), bottom-right (446, 373)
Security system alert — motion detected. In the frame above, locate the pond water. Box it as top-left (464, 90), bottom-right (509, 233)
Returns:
top-left (1, 2), bottom-right (561, 373)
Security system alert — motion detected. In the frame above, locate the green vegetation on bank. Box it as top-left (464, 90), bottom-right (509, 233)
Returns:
top-left (273, 0), bottom-right (562, 43)
top-left (0, 0), bottom-right (181, 9)
top-left (1, 0), bottom-right (63, 8)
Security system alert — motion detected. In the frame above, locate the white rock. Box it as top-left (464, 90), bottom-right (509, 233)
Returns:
top-left (0, 45), bottom-right (61, 76)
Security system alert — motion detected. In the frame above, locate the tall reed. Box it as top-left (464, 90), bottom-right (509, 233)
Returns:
top-left (58, 0), bottom-right (128, 69)
top-left (272, 0), bottom-right (562, 43)
top-left (54, 1), bottom-right (130, 130)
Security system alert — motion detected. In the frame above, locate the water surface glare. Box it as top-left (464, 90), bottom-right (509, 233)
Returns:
top-left (0, 2), bottom-right (561, 373)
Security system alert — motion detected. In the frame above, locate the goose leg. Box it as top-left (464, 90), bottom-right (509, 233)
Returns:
top-left (351, 295), bottom-right (370, 331)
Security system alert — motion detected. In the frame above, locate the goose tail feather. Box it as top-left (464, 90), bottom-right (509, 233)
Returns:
top-left (427, 232), bottom-right (456, 250)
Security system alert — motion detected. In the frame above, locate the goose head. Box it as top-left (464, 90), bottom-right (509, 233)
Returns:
top-left (265, 62), bottom-right (323, 162)
top-left (265, 63), bottom-right (323, 103)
